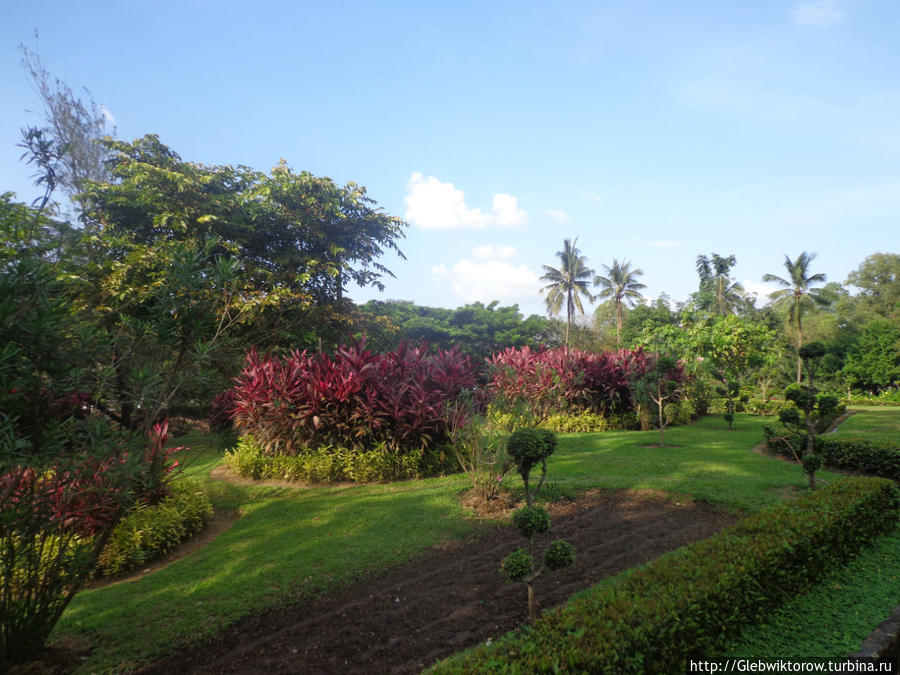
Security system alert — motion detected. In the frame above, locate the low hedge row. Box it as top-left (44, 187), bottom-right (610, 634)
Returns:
top-left (765, 428), bottom-right (900, 480)
top-left (430, 477), bottom-right (900, 674)
top-left (96, 480), bottom-right (213, 577)
top-left (225, 436), bottom-right (456, 483)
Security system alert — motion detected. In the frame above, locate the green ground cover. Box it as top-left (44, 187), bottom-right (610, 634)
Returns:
top-left (49, 415), bottom-right (841, 672)
top-left (831, 407), bottom-right (900, 446)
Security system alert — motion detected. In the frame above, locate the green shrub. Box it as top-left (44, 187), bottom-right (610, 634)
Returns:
top-left (845, 389), bottom-right (900, 407)
top-left (664, 401), bottom-right (695, 427)
top-left (541, 411), bottom-right (609, 433)
top-left (430, 477), bottom-right (900, 674)
top-left (96, 480), bottom-right (213, 577)
top-left (225, 436), bottom-right (455, 483)
top-left (539, 410), bottom-right (641, 433)
top-left (765, 428), bottom-right (900, 481)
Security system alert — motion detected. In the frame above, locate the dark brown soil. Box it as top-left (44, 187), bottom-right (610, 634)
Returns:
top-left (141, 489), bottom-right (738, 675)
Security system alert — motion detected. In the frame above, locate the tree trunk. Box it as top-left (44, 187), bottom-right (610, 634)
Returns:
top-left (616, 298), bottom-right (623, 348)
top-left (796, 298), bottom-right (803, 385)
top-left (656, 384), bottom-right (666, 447)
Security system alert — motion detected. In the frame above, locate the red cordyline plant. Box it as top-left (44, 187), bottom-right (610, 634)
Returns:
top-left (486, 346), bottom-right (645, 416)
top-left (0, 420), bottom-right (184, 665)
top-left (230, 340), bottom-right (477, 456)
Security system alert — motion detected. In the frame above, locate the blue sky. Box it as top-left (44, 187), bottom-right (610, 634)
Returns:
top-left (2, 1), bottom-right (898, 319)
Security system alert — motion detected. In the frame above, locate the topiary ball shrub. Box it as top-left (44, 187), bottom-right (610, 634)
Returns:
top-left (508, 428), bottom-right (556, 479)
top-left (513, 506), bottom-right (551, 539)
top-left (501, 548), bottom-right (533, 582)
top-left (543, 539), bottom-right (576, 571)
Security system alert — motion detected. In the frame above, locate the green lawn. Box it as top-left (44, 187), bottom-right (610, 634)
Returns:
top-left (49, 415), bottom-right (845, 672)
top-left (831, 407), bottom-right (900, 446)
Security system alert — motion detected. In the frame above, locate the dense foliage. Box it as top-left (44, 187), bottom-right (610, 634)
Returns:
top-left (231, 341), bottom-right (476, 457)
top-left (766, 430), bottom-right (900, 481)
top-left (96, 479), bottom-right (213, 577)
top-left (432, 477), bottom-right (900, 674)
top-left (487, 346), bottom-right (641, 418)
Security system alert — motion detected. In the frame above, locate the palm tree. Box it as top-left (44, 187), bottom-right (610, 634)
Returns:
top-left (593, 259), bottom-right (646, 347)
top-left (540, 237), bottom-right (594, 348)
top-left (695, 253), bottom-right (746, 316)
top-left (763, 252), bottom-right (827, 384)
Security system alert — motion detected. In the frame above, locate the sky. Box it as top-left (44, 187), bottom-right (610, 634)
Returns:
top-left (1, 1), bottom-right (898, 319)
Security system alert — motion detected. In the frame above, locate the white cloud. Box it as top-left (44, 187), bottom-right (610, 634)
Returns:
top-left (404, 173), bottom-right (527, 230)
top-left (584, 192), bottom-right (604, 204)
top-left (792, 0), bottom-right (843, 27)
top-left (545, 209), bottom-right (571, 224)
top-left (431, 258), bottom-right (541, 306)
top-left (472, 244), bottom-right (516, 261)
top-left (742, 280), bottom-right (782, 304)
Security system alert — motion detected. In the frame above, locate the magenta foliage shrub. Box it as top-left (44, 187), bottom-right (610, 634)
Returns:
top-left (487, 346), bottom-right (652, 414)
top-left (208, 389), bottom-right (236, 432)
top-left (231, 341), bottom-right (477, 455)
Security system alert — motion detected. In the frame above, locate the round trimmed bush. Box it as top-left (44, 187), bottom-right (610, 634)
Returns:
top-left (513, 506), bottom-right (551, 539)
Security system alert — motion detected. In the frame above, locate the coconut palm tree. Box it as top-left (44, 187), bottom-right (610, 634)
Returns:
top-left (763, 251), bottom-right (827, 384)
top-left (540, 237), bottom-right (594, 348)
top-left (593, 259), bottom-right (646, 347)
top-left (695, 253), bottom-right (746, 316)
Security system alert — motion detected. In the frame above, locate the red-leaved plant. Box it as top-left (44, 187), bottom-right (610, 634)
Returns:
top-left (1, 420), bottom-right (184, 665)
top-left (230, 340), bottom-right (476, 456)
top-left (486, 346), bottom-right (649, 417)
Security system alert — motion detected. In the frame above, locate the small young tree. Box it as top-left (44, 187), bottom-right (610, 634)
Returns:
top-left (628, 354), bottom-right (686, 446)
top-left (776, 342), bottom-right (839, 490)
top-left (500, 429), bottom-right (575, 622)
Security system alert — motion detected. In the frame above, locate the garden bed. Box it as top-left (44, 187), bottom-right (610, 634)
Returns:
top-left (140, 489), bottom-right (735, 674)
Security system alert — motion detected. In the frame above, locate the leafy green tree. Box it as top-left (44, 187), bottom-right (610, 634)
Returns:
top-left (0, 194), bottom-right (162, 665)
top-left (693, 316), bottom-right (777, 429)
top-left (358, 300), bottom-right (554, 364)
top-left (620, 297), bottom-right (678, 349)
top-left (627, 354), bottom-right (686, 446)
top-left (763, 252), bottom-right (828, 384)
top-left (540, 237), bottom-right (594, 347)
top-left (845, 253), bottom-right (900, 321)
top-left (593, 259), bottom-right (646, 347)
top-left (73, 136), bottom-right (407, 426)
top-left (694, 253), bottom-right (746, 316)
top-left (841, 318), bottom-right (900, 393)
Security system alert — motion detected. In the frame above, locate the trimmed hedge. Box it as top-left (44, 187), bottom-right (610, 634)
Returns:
top-left (429, 477), bottom-right (900, 674)
top-left (765, 428), bottom-right (900, 480)
top-left (225, 435), bottom-right (456, 483)
top-left (96, 480), bottom-right (213, 577)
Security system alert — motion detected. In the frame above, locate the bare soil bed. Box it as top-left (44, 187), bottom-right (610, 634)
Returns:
top-left (143, 489), bottom-right (738, 675)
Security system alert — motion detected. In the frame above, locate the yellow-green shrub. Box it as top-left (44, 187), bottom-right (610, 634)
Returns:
top-left (96, 480), bottom-right (213, 577)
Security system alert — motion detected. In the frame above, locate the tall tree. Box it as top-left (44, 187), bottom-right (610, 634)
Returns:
top-left (19, 44), bottom-right (114, 200)
top-left (593, 259), bottom-right (646, 347)
top-left (845, 252), bottom-right (900, 321)
top-left (540, 237), bottom-right (594, 348)
top-left (694, 253), bottom-right (746, 316)
top-left (763, 251), bottom-right (828, 384)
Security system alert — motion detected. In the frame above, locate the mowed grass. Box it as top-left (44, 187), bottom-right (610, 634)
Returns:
top-left (830, 406), bottom-right (900, 446)
top-left (51, 414), bottom-right (825, 672)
